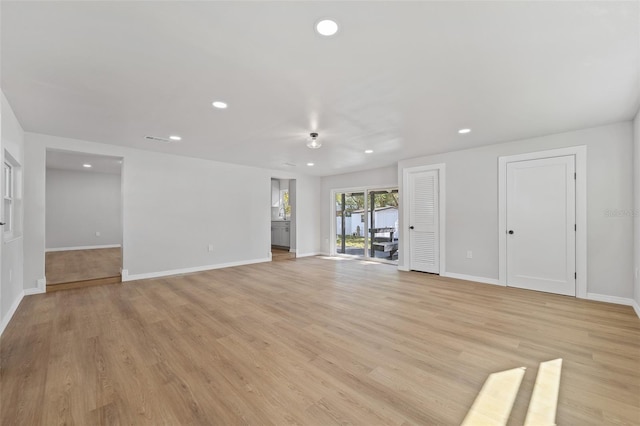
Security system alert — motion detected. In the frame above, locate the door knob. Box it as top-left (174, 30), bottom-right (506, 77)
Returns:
top-left (508, 230), bottom-right (514, 235)
top-left (409, 226), bottom-right (414, 230)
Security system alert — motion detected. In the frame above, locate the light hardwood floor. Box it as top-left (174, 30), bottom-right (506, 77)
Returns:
top-left (46, 248), bottom-right (122, 286)
top-left (271, 247), bottom-right (296, 261)
top-left (2, 256), bottom-right (639, 425)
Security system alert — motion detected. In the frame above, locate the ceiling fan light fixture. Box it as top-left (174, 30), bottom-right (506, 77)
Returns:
top-left (306, 132), bottom-right (322, 149)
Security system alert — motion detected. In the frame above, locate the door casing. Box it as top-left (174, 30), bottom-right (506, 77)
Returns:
top-left (498, 146), bottom-right (587, 298)
top-left (329, 185), bottom-right (398, 264)
top-left (400, 163), bottom-right (446, 274)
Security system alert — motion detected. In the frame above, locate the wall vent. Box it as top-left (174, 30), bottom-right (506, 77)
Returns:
top-left (145, 135), bottom-right (171, 143)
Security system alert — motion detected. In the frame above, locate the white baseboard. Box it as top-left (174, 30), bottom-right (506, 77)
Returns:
top-left (440, 272), bottom-right (503, 286)
top-left (289, 248), bottom-right (297, 253)
top-left (586, 292), bottom-right (638, 313)
top-left (46, 244), bottom-right (121, 253)
top-left (24, 287), bottom-right (46, 295)
top-left (631, 299), bottom-right (640, 318)
top-left (122, 257), bottom-right (271, 282)
top-left (37, 278), bottom-right (46, 292)
top-left (0, 291), bottom-right (24, 337)
top-left (295, 252), bottom-right (325, 258)
top-left (632, 299), bottom-right (640, 318)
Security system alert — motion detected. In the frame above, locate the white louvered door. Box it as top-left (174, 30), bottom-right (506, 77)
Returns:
top-left (408, 170), bottom-right (439, 273)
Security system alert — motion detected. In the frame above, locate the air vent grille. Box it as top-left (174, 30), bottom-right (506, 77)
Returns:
top-left (145, 136), bottom-right (171, 143)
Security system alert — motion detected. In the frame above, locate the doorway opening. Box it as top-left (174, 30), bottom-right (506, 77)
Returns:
top-left (333, 187), bottom-right (399, 264)
top-left (45, 150), bottom-right (123, 291)
top-left (270, 178), bottom-right (296, 261)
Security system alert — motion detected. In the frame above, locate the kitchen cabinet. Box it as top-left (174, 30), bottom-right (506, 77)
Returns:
top-left (271, 221), bottom-right (290, 248)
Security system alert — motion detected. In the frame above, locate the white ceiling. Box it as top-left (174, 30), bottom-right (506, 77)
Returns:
top-left (46, 150), bottom-right (122, 175)
top-left (2, 1), bottom-right (639, 177)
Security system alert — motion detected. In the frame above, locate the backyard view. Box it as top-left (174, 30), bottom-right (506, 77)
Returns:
top-left (336, 235), bottom-right (365, 249)
top-left (335, 189), bottom-right (399, 261)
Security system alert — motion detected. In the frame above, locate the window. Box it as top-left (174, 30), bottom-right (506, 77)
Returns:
top-left (3, 161), bottom-right (13, 235)
top-left (281, 189), bottom-right (291, 218)
top-left (3, 151), bottom-right (21, 240)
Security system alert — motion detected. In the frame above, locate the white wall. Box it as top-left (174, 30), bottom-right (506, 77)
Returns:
top-left (320, 166), bottom-right (398, 253)
top-left (397, 122), bottom-right (634, 299)
top-left (46, 168), bottom-right (122, 249)
top-left (633, 110), bottom-right (640, 313)
top-left (292, 175), bottom-right (321, 257)
top-left (24, 132), bottom-right (322, 288)
top-left (1, 92), bottom-right (26, 335)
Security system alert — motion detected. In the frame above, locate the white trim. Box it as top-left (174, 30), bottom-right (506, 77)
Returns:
top-left (498, 146), bottom-right (587, 298)
top-left (296, 251), bottom-right (326, 258)
top-left (122, 257), bottom-right (271, 282)
top-left (37, 278), bottom-right (46, 292)
top-left (289, 248), bottom-right (297, 253)
top-left (24, 287), bottom-right (45, 295)
top-left (0, 290), bottom-right (24, 337)
top-left (441, 272), bottom-right (503, 286)
top-left (329, 184), bottom-right (397, 259)
top-left (45, 244), bottom-right (121, 252)
top-left (400, 163), bottom-right (446, 275)
top-left (632, 300), bottom-right (640, 319)
top-left (586, 293), bottom-right (638, 309)
top-left (3, 235), bottom-right (23, 244)
top-left (120, 269), bottom-right (129, 281)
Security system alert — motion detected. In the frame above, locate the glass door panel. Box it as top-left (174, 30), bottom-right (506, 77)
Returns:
top-left (367, 189), bottom-right (399, 262)
top-left (335, 192), bottom-right (366, 256)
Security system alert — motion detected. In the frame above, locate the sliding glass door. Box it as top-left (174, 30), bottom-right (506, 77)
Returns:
top-left (368, 189), bottom-right (399, 261)
top-left (334, 188), bottom-right (399, 263)
top-left (335, 192), bottom-right (365, 256)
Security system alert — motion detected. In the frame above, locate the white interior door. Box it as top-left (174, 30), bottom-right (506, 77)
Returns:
top-left (506, 156), bottom-right (576, 296)
top-left (408, 170), bottom-right (439, 273)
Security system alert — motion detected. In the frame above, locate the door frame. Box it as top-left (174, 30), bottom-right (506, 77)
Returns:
top-left (498, 146), bottom-right (587, 298)
top-left (400, 163), bottom-right (446, 274)
top-left (329, 185), bottom-right (398, 264)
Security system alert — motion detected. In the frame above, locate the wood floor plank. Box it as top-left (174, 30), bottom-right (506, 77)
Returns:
top-left (1, 256), bottom-right (639, 425)
top-left (46, 247), bottom-right (121, 285)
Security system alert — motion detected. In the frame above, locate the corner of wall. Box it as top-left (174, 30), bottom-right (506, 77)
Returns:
top-left (0, 291), bottom-right (25, 337)
top-left (1, 91), bottom-right (27, 335)
top-left (633, 109), bottom-right (640, 314)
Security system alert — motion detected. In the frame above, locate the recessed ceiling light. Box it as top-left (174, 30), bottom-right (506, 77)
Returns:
top-left (212, 101), bottom-right (228, 109)
top-left (307, 162), bottom-right (315, 167)
top-left (83, 164), bottom-right (92, 168)
top-left (316, 19), bottom-right (339, 36)
top-left (365, 149), bottom-right (374, 154)
top-left (169, 135), bottom-right (182, 141)
top-left (458, 128), bottom-right (471, 134)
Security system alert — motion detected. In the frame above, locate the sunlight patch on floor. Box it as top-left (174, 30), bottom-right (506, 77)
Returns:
top-left (461, 367), bottom-right (526, 426)
top-left (524, 359), bottom-right (562, 426)
top-left (462, 359), bottom-right (563, 426)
